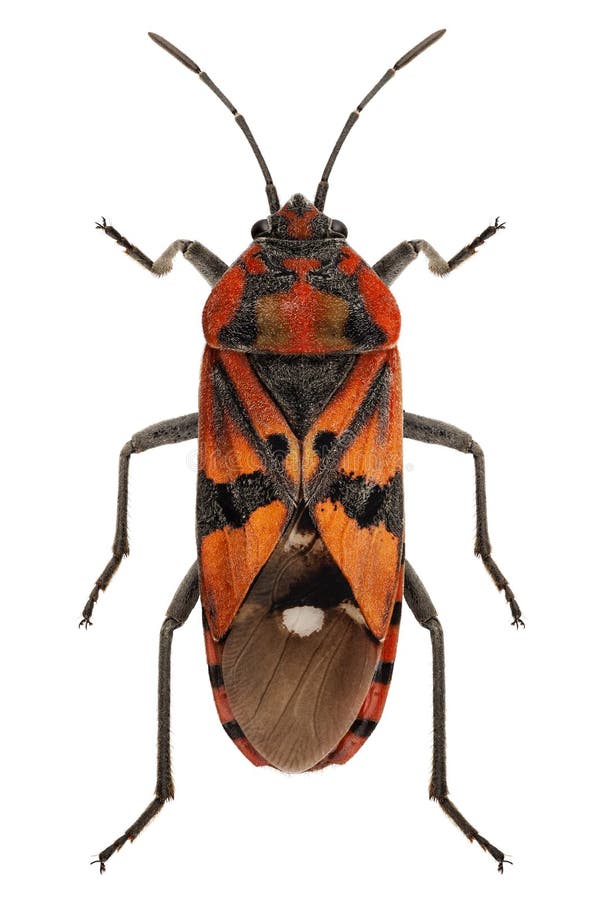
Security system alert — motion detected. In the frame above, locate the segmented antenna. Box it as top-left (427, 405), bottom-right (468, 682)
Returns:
top-left (149, 32), bottom-right (280, 214)
top-left (314, 29), bottom-right (446, 211)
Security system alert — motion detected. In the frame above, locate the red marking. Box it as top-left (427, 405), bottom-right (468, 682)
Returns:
top-left (281, 257), bottom-right (321, 277)
top-left (243, 245), bottom-right (269, 275)
top-left (203, 264), bottom-right (245, 347)
top-left (281, 206), bottom-right (318, 239)
top-left (337, 248), bottom-right (361, 276)
top-left (357, 265), bottom-right (401, 344)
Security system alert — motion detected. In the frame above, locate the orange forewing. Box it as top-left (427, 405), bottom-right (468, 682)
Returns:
top-left (309, 349), bottom-right (403, 640)
top-left (198, 348), bottom-right (298, 639)
top-left (303, 352), bottom-right (390, 481)
top-left (200, 502), bottom-right (288, 639)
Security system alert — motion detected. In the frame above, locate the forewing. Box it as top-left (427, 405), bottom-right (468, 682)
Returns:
top-left (304, 349), bottom-right (403, 639)
top-left (197, 348), bottom-right (300, 639)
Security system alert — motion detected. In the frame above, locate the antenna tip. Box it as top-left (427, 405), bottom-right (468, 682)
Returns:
top-left (426, 28), bottom-right (447, 45)
top-left (147, 32), bottom-right (201, 74)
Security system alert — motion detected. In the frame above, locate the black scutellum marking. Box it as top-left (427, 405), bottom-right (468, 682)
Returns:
top-left (197, 470), bottom-right (280, 537)
top-left (251, 355), bottom-right (355, 438)
top-left (350, 718), bottom-right (378, 738)
top-left (327, 470), bottom-right (404, 537)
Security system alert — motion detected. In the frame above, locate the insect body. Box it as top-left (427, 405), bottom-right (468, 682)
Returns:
top-left (83, 29), bottom-right (523, 873)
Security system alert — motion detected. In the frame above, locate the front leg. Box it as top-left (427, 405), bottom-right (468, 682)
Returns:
top-left (80, 413), bottom-right (199, 627)
top-left (403, 411), bottom-right (523, 627)
top-left (96, 218), bottom-right (228, 286)
top-left (373, 218), bottom-right (505, 286)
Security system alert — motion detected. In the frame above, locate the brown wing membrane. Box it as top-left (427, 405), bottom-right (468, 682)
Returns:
top-left (221, 507), bottom-right (380, 772)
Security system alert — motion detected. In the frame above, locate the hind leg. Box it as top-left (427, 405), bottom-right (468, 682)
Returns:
top-left (93, 563), bottom-right (199, 872)
top-left (404, 559), bottom-right (510, 872)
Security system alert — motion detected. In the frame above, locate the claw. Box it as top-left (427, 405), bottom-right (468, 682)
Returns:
top-left (90, 858), bottom-right (105, 873)
top-left (95, 217), bottom-right (107, 230)
top-left (494, 216), bottom-right (506, 230)
top-left (79, 617), bottom-right (93, 629)
top-left (511, 617), bottom-right (525, 629)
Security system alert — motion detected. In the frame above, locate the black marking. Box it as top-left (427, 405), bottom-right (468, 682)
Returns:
top-left (197, 470), bottom-right (280, 537)
top-left (313, 430), bottom-right (336, 459)
top-left (222, 720), bottom-right (245, 741)
top-left (350, 718), bottom-right (378, 738)
top-left (269, 509), bottom-right (353, 612)
top-left (390, 601), bottom-right (402, 627)
top-left (327, 471), bottom-right (404, 537)
top-left (308, 251), bottom-right (387, 348)
top-left (267, 194), bottom-right (332, 239)
top-left (250, 354), bottom-right (355, 439)
top-left (208, 664), bottom-right (224, 689)
top-left (211, 361), bottom-right (294, 502)
top-left (307, 361), bottom-right (392, 502)
top-left (217, 241), bottom-right (387, 353)
top-left (373, 661), bottom-right (394, 684)
top-left (266, 433), bottom-right (290, 460)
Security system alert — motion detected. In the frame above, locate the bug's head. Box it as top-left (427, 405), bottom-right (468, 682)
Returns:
top-left (251, 195), bottom-right (348, 243)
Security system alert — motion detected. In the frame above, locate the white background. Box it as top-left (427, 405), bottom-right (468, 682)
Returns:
top-left (2, 1), bottom-right (598, 897)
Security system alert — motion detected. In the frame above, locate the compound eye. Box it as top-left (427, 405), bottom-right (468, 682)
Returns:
top-left (330, 219), bottom-right (348, 238)
top-left (251, 218), bottom-right (271, 239)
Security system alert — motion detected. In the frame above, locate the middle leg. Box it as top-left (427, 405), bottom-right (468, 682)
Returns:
top-left (81, 413), bottom-right (199, 627)
top-left (403, 411), bottom-right (523, 626)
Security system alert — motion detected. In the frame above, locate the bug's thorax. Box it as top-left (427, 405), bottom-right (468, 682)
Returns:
top-left (203, 194), bottom-right (401, 354)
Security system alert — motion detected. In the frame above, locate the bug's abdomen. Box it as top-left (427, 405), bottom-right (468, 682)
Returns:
top-left (220, 508), bottom-right (380, 773)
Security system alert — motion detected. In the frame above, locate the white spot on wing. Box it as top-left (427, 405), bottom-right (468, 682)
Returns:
top-left (282, 606), bottom-right (325, 637)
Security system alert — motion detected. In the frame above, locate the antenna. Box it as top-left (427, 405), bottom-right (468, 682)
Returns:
top-left (314, 29), bottom-right (446, 211)
top-left (149, 33), bottom-right (281, 214)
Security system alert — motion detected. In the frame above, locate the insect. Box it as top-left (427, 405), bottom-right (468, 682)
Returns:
top-left (82, 29), bottom-right (523, 873)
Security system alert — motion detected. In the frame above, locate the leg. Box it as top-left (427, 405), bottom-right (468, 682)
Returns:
top-left (96, 218), bottom-right (228, 287)
top-left (94, 563), bottom-right (200, 872)
top-left (404, 411), bottom-right (523, 627)
top-left (81, 413), bottom-right (198, 627)
top-left (373, 218), bottom-right (505, 286)
top-left (404, 560), bottom-right (510, 872)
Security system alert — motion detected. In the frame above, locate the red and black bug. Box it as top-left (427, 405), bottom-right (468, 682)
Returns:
top-left (83, 29), bottom-right (523, 873)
